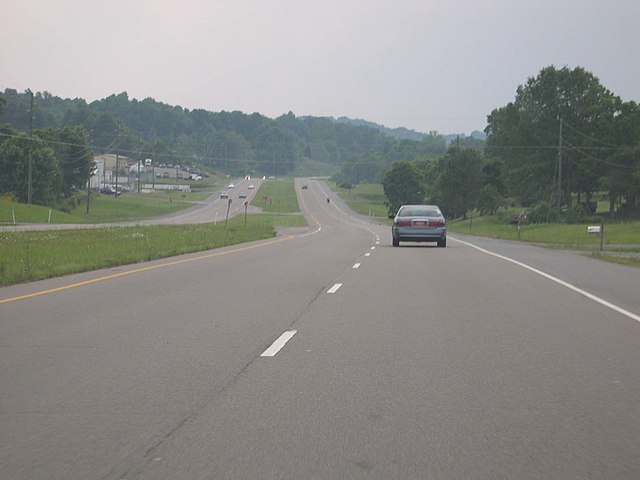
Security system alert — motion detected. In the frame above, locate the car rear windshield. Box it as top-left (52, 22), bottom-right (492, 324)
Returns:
top-left (399, 207), bottom-right (441, 217)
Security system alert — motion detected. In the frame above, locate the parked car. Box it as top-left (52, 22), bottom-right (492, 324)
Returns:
top-left (390, 205), bottom-right (446, 247)
top-left (100, 186), bottom-right (121, 196)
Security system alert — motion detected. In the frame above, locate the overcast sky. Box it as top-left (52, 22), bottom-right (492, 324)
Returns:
top-left (1, 0), bottom-right (638, 135)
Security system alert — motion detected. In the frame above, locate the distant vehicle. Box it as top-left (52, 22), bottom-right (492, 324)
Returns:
top-left (238, 192), bottom-right (247, 199)
top-left (390, 205), bottom-right (447, 247)
top-left (162, 172), bottom-right (169, 178)
top-left (228, 183), bottom-right (235, 189)
top-left (248, 184), bottom-right (255, 189)
top-left (302, 184), bottom-right (308, 190)
top-left (100, 186), bottom-right (120, 196)
top-left (220, 191), bottom-right (229, 199)
top-left (189, 173), bottom-right (202, 181)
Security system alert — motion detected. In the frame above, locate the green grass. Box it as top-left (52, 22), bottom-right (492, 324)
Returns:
top-left (0, 213), bottom-right (306, 286)
top-left (0, 171), bottom-right (231, 224)
top-left (329, 182), bottom-right (390, 222)
top-left (588, 253), bottom-right (640, 268)
top-left (0, 192), bottom-right (205, 224)
top-left (252, 179), bottom-right (300, 213)
top-left (0, 177), bottom-right (307, 286)
top-left (449, 215), bottom-right (640, 246)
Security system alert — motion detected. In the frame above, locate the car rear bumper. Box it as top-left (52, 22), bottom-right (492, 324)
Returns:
top-left (392, 227), bottom-right (446, 242)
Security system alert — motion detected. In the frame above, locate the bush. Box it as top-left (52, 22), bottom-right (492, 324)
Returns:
top-left (561, 204), bottom-right (600, 224)
top-left (56, 193), bottom-right (82, 214)
top-left (527, 202), bottom-right (554, 224)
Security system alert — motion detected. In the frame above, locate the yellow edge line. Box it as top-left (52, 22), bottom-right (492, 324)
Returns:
top-left (0, 235), bottom-right (294, 305)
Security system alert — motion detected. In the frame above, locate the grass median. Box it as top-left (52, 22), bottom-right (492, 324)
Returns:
top-left (0, 213), bottom-right (307, 286)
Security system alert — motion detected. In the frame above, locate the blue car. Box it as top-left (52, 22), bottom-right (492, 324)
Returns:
top-left (390, 205), bottom-right (447, 247)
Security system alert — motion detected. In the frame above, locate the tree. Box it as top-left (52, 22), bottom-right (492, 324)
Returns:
top-left (438, 147), bottom-right (483, 219)
top-left (382, 161), bottom-right (424, 214)
top-left (36, 126), bottom-right (94, 197)
top-left (0, 126), bottom-right (61, 205)
top-left (486, 66), bottom-right (622, 209)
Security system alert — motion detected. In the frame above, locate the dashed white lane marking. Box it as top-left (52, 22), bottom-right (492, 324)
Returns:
top-left (353, 263), bottom-right (361, 269)
top-left (376, 241), bottom-right (380, 245)
top-left (451, 237), bottom-right (640, 324)
top-left (261, 330), bottom-right (297, 357)
top-left (327, 283), bottom-right (343, 294)
top-left (371, 246), bottom-right (376, 250)
top-left (365, 253), bottom-right (371, 257)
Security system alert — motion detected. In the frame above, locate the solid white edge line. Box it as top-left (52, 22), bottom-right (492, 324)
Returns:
top-left (327, 283), bottom-right (343, 293)
top-left (261, 330), bottom-right (297, 357)
top-left (451, 237), bottom-right (640, 323)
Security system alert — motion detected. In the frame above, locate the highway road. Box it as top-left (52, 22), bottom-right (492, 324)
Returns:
top-left (0, 177), bottom-right (265, 231)
top-left (1, 179), bottom-right (640, 479)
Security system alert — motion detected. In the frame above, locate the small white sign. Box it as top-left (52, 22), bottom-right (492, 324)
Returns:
top-left (587, 226), bottom-right (601, 234)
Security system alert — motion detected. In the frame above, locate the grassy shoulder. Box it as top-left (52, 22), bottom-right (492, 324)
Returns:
top-left (0, 213), bottom-right (306, 286)
top-left (1, 178), bottom-right (307, 286)
top-left (325, 182), bottom-right (640, 268)
top-left (448, 215), bottom-right (640, 246)
top-left (448, 214), bottom-right (640, 268)
top-left (328, 181), bottom-right (390, 223)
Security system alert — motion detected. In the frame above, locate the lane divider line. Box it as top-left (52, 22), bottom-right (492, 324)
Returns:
top-left (353, 263), bottom-right (361, 269)
top-left (0, 235), bottom-right (294, 305)
top-left (451, 236), bottom-right (640, 324)
top-left (327, 283), bottom-right (343, 294)
top-left (261, 330), bottom-right (297, 357)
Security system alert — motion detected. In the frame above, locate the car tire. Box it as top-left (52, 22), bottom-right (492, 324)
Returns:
top-left (437, 238), bottom-right (447, 248)
top-left (392, 237), bottom-right (399, 247)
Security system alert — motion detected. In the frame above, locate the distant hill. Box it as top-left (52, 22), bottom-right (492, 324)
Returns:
top-left (333, 117), bottom-right (427, 141)
top-left (332, 117), bottom-right (485, 143)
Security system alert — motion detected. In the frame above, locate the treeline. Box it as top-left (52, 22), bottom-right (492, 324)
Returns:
top-left (2, 65), bottom-right (637, 221)
top-left (0, 121), bottom-right (93, 209)
top-left (380, 66), bottom-right (640, 221)
top-left (0, 89), bottom-right (449, 179)
top-left (0, 87), bottom-right (473, 209)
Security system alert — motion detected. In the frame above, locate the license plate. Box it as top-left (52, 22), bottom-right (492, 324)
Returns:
top-left (413, 220), bottom-right (427, 226)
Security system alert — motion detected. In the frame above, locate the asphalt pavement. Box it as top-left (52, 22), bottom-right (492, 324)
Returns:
top-left (1, 179), bottom-right (639, 479)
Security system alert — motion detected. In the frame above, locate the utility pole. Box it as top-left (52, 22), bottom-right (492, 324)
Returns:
top-left (86, 178), bottom-right (91, 214)
top-left (27, 91), bottom-right (34, 205)
top-left (114, 126), bottom-right (119, 197)
top-left (557, 116), bottom-right (563, 218)
top-left (115, 152), bottom-right (119, 195)
top-left (152, 133), bottom-right (156, 192)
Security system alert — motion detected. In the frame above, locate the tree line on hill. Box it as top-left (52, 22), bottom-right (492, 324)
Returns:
top-left (0, 88), bottom-right (468, 208)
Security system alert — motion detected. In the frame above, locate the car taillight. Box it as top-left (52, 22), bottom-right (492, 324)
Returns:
top-left (395, 220), bottom-right (412, 227)
top-left (431, 220), bottom-right (445, 227)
